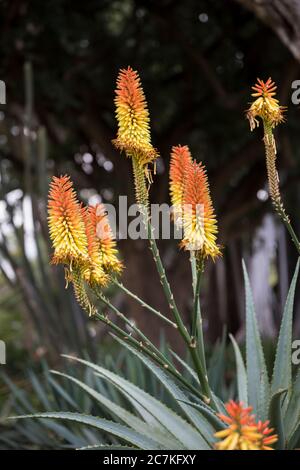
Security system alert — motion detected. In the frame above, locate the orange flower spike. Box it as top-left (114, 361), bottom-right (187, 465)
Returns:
top-left (169, 145), bottom-right (192, 225)
top-left (112, 66), bottom-right (159, 166)
top-left (81, 206), bottom-right (109, 287)
top-left (257, 420), bottom-right (278, 450)
top-left (215, 401), bottom-right (278, 450)
top-left (48, 175), bottom-right (88, 266)
top-left (246, 77), bottom-right (285, 130)
top-left (181, 160), bottom-right (221, 260)
top-left (95, 204), bottom-right (123, 275)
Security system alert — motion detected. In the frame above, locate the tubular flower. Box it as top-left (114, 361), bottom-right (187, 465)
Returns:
top-left (81, 206), bottom-right (109, 287)
top-left (169, 145), bottom-right (192, 226)
top-left (246, 78), bottom-right (285, 130)
top-left (215, 401), bottom-right (278, 450)
top-left (181, 160), bottom-right (221, 260)
top-left (256, 420), bottom-right (279, 450)
top-left (48, 175), bottom-right (88, 267)
top-left (112, 66), bottom-right (159, 167)
top-left (94, 204), bottom-right (123, 275)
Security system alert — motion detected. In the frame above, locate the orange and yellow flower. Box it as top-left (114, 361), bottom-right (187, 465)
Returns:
top-left (169, 145), bottom-right (192, 226)
top-left (112, 66), bottom-right (159, 167)
top-left (94, 203), bottom-right (123, 275)
top-left (246, 78), bottom-right (285, 130)
top-left (181, 159), bottom-right (221, 260)
top-left (215, 400), bottom-right (278, 450)
top-left (81, 206), bottom-right (109, 287)
top-left (48, 176), bottom-right (122, 291)
top-left (256, 420), bottom-right (279, 450)
top-left (48, 175), bottom-right (88, 267)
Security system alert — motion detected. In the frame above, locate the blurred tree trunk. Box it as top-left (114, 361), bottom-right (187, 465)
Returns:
top-left (235, 0), bottom-right (300, 62)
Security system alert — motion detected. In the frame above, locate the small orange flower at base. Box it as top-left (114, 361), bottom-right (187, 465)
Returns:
top-left (246, 77), bottom-right (285, 130)
top-left (215, 400), bottom-right (278, 450)
top-left (112, 66), bottom-right (159, 167)
top-left (48, 175), bottom-right (88, 267)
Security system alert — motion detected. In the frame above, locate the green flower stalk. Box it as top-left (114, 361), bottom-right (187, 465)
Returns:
top-left (112, 68), bottom-right (217, 404)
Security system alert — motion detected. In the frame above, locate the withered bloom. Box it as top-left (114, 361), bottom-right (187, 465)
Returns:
top-left (246, 78), bottom-right (285, 130)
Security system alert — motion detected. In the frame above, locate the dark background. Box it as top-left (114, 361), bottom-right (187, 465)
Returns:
top-left (1, 0), bottom-right (300, 361)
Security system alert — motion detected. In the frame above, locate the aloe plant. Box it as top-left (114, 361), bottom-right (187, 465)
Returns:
top-left (9, 258), bottom-right (300, 449)
top-left (6, 71), bottom-right (300, 450)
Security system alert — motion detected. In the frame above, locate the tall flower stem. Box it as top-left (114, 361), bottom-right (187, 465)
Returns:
top-left (191, 257), bottom-right (201, 338)
top-left (190, 252), bottom-right (208, 386)
top-left (132, 157), bottom-right (214, 404)
top-left (93, 298), bottom-right (206, 401)
top-left (112, 278), bottom-right (177, 328)
top-left (71, 276), bottom-right (207, 400)
top-left (263, 121), bottom-right (300, 255)
top-left (96, 291), bottom-right (173, 364)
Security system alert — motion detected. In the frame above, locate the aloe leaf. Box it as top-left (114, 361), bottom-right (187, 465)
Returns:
top-left (27, 371), bottom-right (52, 410)
top-left (243, 260), bottom-right (269, 420)
top-left (269, 389), bottom-right (287, 450)
top-left (285, 367), bottom-right (300, 443)
top-left (229, 334), bottom-right (248, 405)
top-left (62, 355), bottom-right (210, 450)
top-left (47, 375), bottom-right (79, 410)
top-left (170, 351), bottom-right (199, 383)
top-left (271, 259), bottom-right (300, 397)
top-left (208, 329), bottom-right (226, 396)
top-left (51, 370), bottom-right (182, 450)
top-left (287, 421), bottom-right (300, 450)
top-left (9, 413), bottom-right (161, 450)
top-left (38, 420), bottom-right (87, 447)
top-left (77, 444), bottom-right (136, 450)
top-left (111, 339), bottom-right (215, 445)
top-left (177, 400), bottom-right (225, 430)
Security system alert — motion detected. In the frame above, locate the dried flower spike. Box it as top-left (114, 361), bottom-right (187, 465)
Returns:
top-left (112, 66), bottom-right (159, 167)
top-left (215, 400), bottom-right (278, 450)
top-left (246, 77), bottom-right (285, 130)
top-left (48, 175), bottom-right (88, 267)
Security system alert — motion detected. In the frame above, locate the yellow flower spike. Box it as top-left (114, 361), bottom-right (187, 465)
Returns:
top-left (112, 66), bottom-right (159, 168)
top-left (81, 206), bottom-right (110, 287)
top-left (169, 145), bottom-right (193, 226)
top-left (215, 400), bottom-right (278, 450)
top-left (246, 77), bottom-right (286, 130)
top-left (94, 204), bottom-right (123, 275)
top-left (181, 159), bottom-right (221, 261)
top-left (47, 175), bottom-right (88, 267)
